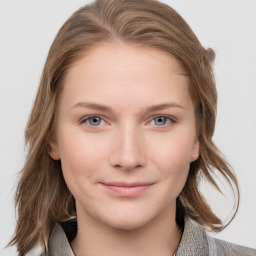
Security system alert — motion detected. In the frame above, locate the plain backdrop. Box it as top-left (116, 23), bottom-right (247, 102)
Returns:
top-left (0, 0), bottom-right (256, 254)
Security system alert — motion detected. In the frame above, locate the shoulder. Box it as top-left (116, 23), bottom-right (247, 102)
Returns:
top-left (208, 235), bottom-right (256, 256)
top-left (176, 217), bottom-right (256, 256)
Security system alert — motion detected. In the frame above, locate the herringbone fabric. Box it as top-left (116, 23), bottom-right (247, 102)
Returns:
top-left (39, 217), bottom-right (256, 256)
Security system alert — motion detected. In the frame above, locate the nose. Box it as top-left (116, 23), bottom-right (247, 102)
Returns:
top-left (109, 125), bottom-right (146, 171)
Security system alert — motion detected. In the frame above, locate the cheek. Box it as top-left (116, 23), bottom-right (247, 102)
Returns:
top-left (148, 130), bottom-right (194, 201)
top-left (57, 127), bottom-right (109, 179)
top-left (148, 129), bottom-right (194, 177)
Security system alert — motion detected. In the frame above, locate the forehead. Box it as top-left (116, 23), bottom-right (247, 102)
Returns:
top-left (68, 42), bottom-right (187, 79)
top-left (60, 42), bottom-right (191, 112)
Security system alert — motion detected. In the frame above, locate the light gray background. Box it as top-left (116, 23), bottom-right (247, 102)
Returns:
top-left (1, 0), bottom-right (255, 254)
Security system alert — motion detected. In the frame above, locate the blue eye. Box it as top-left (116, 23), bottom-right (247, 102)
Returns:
top-left (82, 116), bottom-right (104, 126)
top-left (80, 115), bottom-right (174, 127)
top-left (151, 116), bottom-right (172, 126)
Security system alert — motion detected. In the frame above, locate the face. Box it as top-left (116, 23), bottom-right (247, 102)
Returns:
top-left (50, 42), bottom-right (199, 230)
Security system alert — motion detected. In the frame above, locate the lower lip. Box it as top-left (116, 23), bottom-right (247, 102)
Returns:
top-left (100, 183), bottom-right (152, 197)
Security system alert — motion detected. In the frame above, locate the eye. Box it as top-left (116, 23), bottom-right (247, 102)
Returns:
top-left (80, 115), bottom-right (105, 126)
top-left (148, 116), bottom-right (174, 126)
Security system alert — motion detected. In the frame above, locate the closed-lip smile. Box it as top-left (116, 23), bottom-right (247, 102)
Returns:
top-left (100, 182), bottom-right (154, 187)
top-left (99, 182), bottom-right (155, 197)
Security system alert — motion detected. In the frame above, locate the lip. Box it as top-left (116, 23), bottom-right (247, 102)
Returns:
top-left (99, 182), bottom-right (154, 197)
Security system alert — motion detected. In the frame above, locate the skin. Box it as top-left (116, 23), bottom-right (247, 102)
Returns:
top-left (50, 42), bottom-right (199, 256)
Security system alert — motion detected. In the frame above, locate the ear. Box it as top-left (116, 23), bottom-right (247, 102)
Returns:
top-left (190, 139), bottom-right (199, 162)
top-left (48, 134), bottom-right (60, 160)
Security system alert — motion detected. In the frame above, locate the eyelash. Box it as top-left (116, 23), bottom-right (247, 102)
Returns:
top-left (79, 115), bottom-right (106, 127)
top-left (79, 115), bottom-right (176, 128)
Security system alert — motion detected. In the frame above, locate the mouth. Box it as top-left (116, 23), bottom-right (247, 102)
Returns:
top-left (99, 182), bottom-right (154, 197)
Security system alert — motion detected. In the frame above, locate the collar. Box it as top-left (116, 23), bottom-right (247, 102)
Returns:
top-left (48, 217), bottom-right (213, 256)
top-left (48, 223), bottom-right (75, 256)
top-left (175, 217), bottom-right (213, 255)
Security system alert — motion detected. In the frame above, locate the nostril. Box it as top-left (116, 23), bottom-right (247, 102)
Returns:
top-left (109, 131), bottom-right (147, 169)
top-left (109, 151), bottom-right (146, 171)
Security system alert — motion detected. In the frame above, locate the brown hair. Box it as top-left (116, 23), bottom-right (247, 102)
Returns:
top-left (10, 0), bottom-right (239, 255)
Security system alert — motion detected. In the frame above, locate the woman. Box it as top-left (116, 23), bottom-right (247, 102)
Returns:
top-left (9, 0), bottom-right (256, 255)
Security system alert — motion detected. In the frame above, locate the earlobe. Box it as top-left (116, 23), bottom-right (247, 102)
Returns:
top-left (190, 139), bottom-right (199, 162)
top-left (48, 135), bottom-right (60, 160)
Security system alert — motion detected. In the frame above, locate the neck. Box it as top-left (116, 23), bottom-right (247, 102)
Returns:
top-left (71, 204), bottom-right (182, 256)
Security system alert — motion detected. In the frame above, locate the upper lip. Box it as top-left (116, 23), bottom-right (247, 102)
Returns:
top-left (100, 182), bottom-right (154, 187)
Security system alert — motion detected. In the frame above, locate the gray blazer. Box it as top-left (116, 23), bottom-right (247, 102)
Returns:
top-left (44, 217), bottom-right (256, 256)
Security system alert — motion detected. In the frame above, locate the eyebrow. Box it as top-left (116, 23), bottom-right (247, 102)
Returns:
top-left (70, 101), bottom-right (184, 115)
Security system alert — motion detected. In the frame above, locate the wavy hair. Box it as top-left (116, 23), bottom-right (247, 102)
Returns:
top-left (10, 0), bottom-right (239, 255)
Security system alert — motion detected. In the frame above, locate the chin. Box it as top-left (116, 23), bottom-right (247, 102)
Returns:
top-left (101, 213), bottom-right (155, 231)
top-left (110, 221), bottom-right (149, 231)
